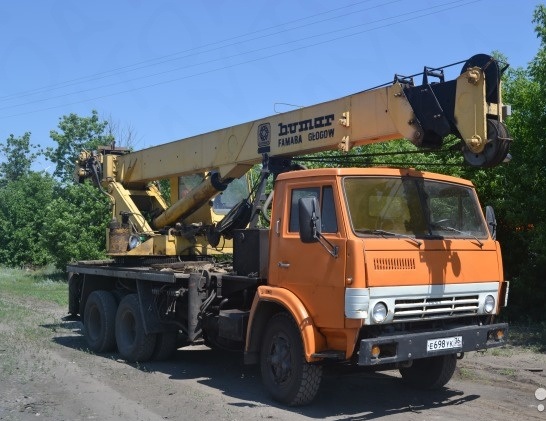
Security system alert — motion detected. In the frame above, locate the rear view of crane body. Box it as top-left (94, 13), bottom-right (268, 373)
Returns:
top-left (68, 54), bottom-right (510, 406)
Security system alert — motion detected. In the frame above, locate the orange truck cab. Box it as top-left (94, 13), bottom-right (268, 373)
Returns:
top-left (245, 166), bottom-right (507, 400)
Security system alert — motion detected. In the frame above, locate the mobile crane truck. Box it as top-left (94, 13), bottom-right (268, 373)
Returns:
top-left (68, 54), bottom-right (511, 406)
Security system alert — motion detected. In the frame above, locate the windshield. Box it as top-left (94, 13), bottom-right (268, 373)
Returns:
top-left (343, 176), bottom-right (489, 239)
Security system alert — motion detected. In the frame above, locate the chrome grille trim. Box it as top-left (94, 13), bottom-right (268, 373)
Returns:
top-left (363, 282), bottom-right (501, 325)
top-left (393, 295), bottom-right (479, 321)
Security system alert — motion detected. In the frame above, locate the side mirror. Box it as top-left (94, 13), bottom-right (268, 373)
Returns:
top-left (298, 197), bottom-right (321, 243)
top-left (485, 205), bottom-right (497, 240)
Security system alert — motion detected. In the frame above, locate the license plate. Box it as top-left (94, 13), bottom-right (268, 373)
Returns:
top-left (426, 336), bottom-right (462, 352)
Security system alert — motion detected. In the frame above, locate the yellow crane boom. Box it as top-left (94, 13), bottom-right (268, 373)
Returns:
top-left (110, 55), bottom-right (509, 185)
top-left (75, 54), bottom-right (511, 255)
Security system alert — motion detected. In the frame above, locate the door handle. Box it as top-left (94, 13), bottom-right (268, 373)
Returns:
top-left (277, 262), bottom-right (290, 268)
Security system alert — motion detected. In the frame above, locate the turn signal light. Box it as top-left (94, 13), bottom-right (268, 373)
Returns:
top-left (371, 345), bottom-right (381, 358)
top-left (489, 329), bottom-right (505, 341)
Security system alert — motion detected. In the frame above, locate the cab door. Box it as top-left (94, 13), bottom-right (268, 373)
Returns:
top-left (269, 180), bottom-right (347, 329)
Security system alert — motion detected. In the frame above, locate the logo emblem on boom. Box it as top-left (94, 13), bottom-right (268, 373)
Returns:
top-left (257, 123), bottom-right (271, 153)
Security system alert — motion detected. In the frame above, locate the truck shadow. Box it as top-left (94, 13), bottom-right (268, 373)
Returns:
top-left (162, 347), bottom-right (479, 419)
top-left (49, 319), bottom-right (479, 419)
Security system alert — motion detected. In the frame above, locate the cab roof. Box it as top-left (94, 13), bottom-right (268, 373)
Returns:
top-left (275, 167), bottom-right (475, 187)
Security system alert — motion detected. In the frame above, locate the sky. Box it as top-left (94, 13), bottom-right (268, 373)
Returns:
top-left (0, 0), bottom-right (542, 170)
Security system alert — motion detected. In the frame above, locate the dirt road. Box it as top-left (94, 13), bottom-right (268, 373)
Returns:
top-left (1, 293), bottom-right (545, 421)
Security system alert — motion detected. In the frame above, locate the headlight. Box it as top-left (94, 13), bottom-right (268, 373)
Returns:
top-left (484, 295), bottom-right (495, 313)
top-left (372, 302), bottom-right (388, 323)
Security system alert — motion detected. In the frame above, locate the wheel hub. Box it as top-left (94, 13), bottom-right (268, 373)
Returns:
top-left (269, 333), bottom-right (292, 384)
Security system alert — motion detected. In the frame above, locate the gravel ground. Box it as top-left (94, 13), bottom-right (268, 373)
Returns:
top-left (1, 293), bottom-right (545, 421)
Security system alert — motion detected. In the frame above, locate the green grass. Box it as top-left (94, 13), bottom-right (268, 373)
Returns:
top-left (0, 266), bottom-right (69, 381)
top-left (490, 347), bottom-right (515, 357)
top-left (457, 367), bottom-right (477, 380)
top-left (0, 266), bottom-right (68, 307)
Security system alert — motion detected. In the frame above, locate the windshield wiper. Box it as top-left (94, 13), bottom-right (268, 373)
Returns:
top-left (431, 224), bottom-right (483, 248)
top-left (355, 229), bottom-right (422, 247)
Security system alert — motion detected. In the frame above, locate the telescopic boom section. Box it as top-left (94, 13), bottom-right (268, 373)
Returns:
top-left (115, 54), bottom-right (510, 187)
top-left (77, 54), bottom-right (511, 229)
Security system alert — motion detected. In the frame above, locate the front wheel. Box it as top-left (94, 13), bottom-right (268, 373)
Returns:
top-left (260, 313), bottom-right (322, 406)
top-left (399, 354), bottom-right (457, 389)
top-left (115, 294), bottom-right (157, 362)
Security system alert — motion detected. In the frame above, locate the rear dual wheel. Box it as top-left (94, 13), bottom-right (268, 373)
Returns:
top-left (152, 331), bottom-right (178, 361)
top-left (115, 294), bottom-right (157, 362)
top-left (83, 291), bottom-right (178, 362)
top-left (83, 290), bottom-right (117, 353)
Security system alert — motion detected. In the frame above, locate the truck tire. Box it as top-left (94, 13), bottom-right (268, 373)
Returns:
top-left (115, 294), bottom-right (157, 362)
top-left (260, 312), bottom-right (322, 406)
top-left (68, 272), bottom-right (81, 316)
top-left (152, 332), bottom-right (178, 361)
top-left (399, 354), bottom-right (457, 389)
top-left (82, 290), bottom-right (117, 353)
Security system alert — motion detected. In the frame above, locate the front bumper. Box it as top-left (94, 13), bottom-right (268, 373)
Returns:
top-left (358, 322), bottom-right (508, 365)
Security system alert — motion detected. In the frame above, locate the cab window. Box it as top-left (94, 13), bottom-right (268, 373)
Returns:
top-left (289, 186), bottom-right (338, 233)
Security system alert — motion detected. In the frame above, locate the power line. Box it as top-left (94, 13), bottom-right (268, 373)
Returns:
top-left (0, 0), bottom-right (421, 112)
top-left (0, 0), bottom-right (481, 119)
top-left (0, 0), bottom-right (385, 103)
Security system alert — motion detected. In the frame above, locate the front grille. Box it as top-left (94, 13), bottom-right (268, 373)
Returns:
top-left (393, 295), bottom-right (479, 322)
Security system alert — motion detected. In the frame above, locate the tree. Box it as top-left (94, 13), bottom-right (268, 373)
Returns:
top-left (445, 6), bottom-right (546, 322)
top-left (103, 113), bottom-right (137, 149)
top-left (0, 172), bottom-right (55, 267)
top-left (41, 182), bottom-right (110, 269)
top-left (493, 5), bottom-right (546, 320)
top-left (0, 132), bottom-right (52, 267)
top-left (46, 110), bottom-right (114, 183)
top-left (42, 111), bottom-right (114, 268)
top-left (0, 132), bottom-right (39, 185)
top-left (0, 112), bottom-right (115, 269)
